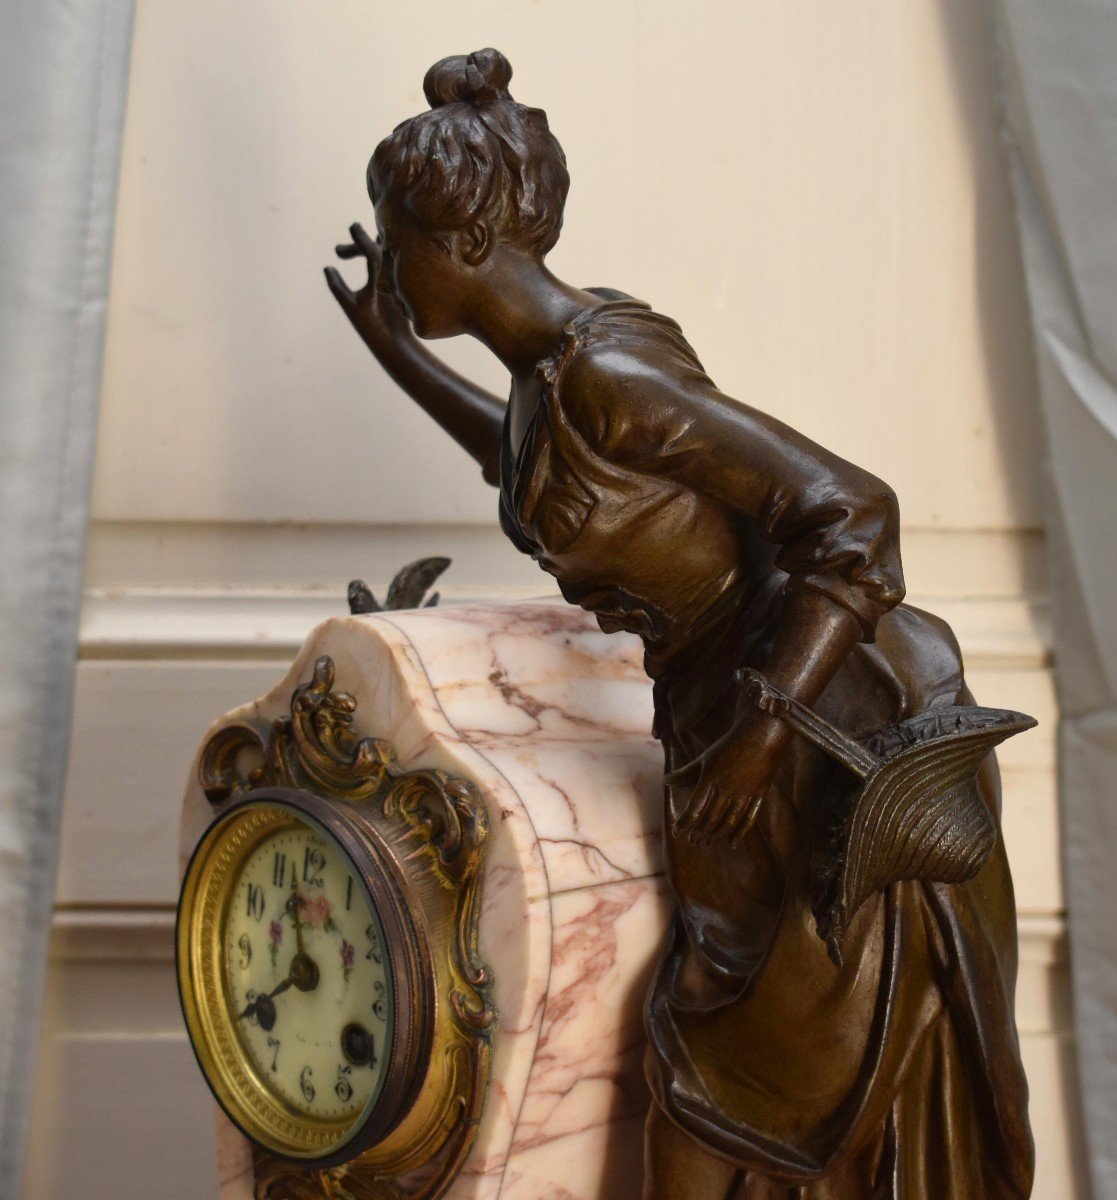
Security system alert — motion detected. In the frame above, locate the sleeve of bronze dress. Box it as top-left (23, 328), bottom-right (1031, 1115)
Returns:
top-left (558, 343), bottom-right (906, 635)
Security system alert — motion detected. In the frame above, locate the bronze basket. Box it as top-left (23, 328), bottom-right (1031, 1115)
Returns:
top-left (740, 670), bottom-right (1036, 965)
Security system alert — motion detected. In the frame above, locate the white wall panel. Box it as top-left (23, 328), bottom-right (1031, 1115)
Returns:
top-left (93, 0), bottom-right (1040, 528)
top-left (23, 919), bottom-right (219, 1200)
top-left (55, 661), bottom-right (289, 907)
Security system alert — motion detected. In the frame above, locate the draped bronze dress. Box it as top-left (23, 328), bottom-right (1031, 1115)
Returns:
top-left (498, 296), bottom-right (1034, 1199)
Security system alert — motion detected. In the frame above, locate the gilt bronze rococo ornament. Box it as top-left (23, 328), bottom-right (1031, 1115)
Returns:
top-left (324, 47), bottom-right (1037, 1198)
top-left (179, 656), bottom-right (495, 1199)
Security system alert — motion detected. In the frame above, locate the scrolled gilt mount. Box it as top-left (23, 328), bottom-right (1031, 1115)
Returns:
top-left (178, 655), bottom-right (496, 1200)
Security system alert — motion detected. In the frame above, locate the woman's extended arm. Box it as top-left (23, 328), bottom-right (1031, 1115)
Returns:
top-left (671, 590), bottom-right (865, 844)
top-left (325, 224), bottom-right (506, 483)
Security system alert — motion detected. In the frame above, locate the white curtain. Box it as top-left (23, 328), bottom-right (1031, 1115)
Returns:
top-left (0, 0), bottom-right (135, 1185)
top-left (987, 2), bottom-right (1117, 1197)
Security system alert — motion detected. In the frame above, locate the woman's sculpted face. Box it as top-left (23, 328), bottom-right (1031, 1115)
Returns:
top-left (372, 195), bottom-right (481, 339)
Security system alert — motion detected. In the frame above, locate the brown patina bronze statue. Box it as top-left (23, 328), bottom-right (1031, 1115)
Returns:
top-left (326, 48), bottom-right (1035, 1200)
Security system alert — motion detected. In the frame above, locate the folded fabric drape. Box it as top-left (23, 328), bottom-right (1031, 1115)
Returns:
top-left (0, 0), bottom-right (136, 1184)
top-left (986, 3), bottom-right (1117, 1197)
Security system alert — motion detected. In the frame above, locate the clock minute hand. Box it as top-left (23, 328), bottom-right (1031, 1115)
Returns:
top-left (237, 974), bottom-right (295, 1031)
top-left (288, 879), bottom-right (308, 957)
top-left (286, 882), bottom-right (320, 989)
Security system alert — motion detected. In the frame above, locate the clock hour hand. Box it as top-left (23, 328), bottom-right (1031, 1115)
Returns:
top-left (237, 976), bottom-right (293, 1031)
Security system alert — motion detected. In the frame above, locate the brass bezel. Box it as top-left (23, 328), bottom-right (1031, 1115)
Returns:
top-left (177, 789), bottom-right (433, 1165)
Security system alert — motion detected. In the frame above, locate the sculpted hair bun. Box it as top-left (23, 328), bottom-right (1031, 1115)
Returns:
top-left (423, 48), bottom-right (513, 108)
top-left (373, 47), bottom-right (568, 256)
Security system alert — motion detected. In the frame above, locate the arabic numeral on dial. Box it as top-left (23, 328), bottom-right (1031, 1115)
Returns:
top-left (335, 1065), bottom-right (353, 1103)
top-left (244, 990), bottom-right (259, 1026)
top-left (272, 853), bottom-right (286, 888)
top-left (302, 846), bottom-right (325, 888)
top-left (365, 923), bottom-right (382, 964)
top-left (237, 933), bottom-right (252, 969)
top-left (266, 1036), bottom-right (280, 1072)
top-left (372, 980), bottom-right (387, 1022)
top-left (300, 1065), bottom-right (315, 1104)
top-left (345, 876), bottom-right (353, 912)
top-left (246, 883), bottom-right (265, 921)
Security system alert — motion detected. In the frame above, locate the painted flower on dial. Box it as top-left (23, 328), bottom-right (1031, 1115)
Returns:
top-left (300, 894), bottom-right (333, 931)
top-left (340, 937), bottom-right (355, 982)
top-left (268, 919), bottom-right (283, 968)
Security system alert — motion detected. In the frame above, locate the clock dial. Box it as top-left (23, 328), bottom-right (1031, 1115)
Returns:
top-left (224, 824), bottom-right (393, 1123)
top-left (178, 791), bottom-right (429, 1162)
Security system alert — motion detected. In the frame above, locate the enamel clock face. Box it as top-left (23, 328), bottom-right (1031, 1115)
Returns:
top-left (177, 789), bottom-right (431, 1163)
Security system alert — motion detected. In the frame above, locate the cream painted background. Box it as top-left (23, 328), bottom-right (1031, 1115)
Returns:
top-left (93, 0), bottom-right (1039, 533)
top-left (24, 0), bottom-right (1080, 1197)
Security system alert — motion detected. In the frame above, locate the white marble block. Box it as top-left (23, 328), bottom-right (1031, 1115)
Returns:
top-left (179, 598), bottom-right (671, 1199)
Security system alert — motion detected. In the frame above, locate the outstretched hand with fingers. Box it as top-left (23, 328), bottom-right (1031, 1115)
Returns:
top-left (324, 222), bottom-right (414, 354)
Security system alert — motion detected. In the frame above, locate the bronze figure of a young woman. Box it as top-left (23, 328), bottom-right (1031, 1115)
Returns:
top-left (326, 48), bottom-right (1034, 1199)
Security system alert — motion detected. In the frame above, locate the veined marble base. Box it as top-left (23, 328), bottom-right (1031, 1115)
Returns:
top-left (179, 598), bottom-right (670, 1199)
